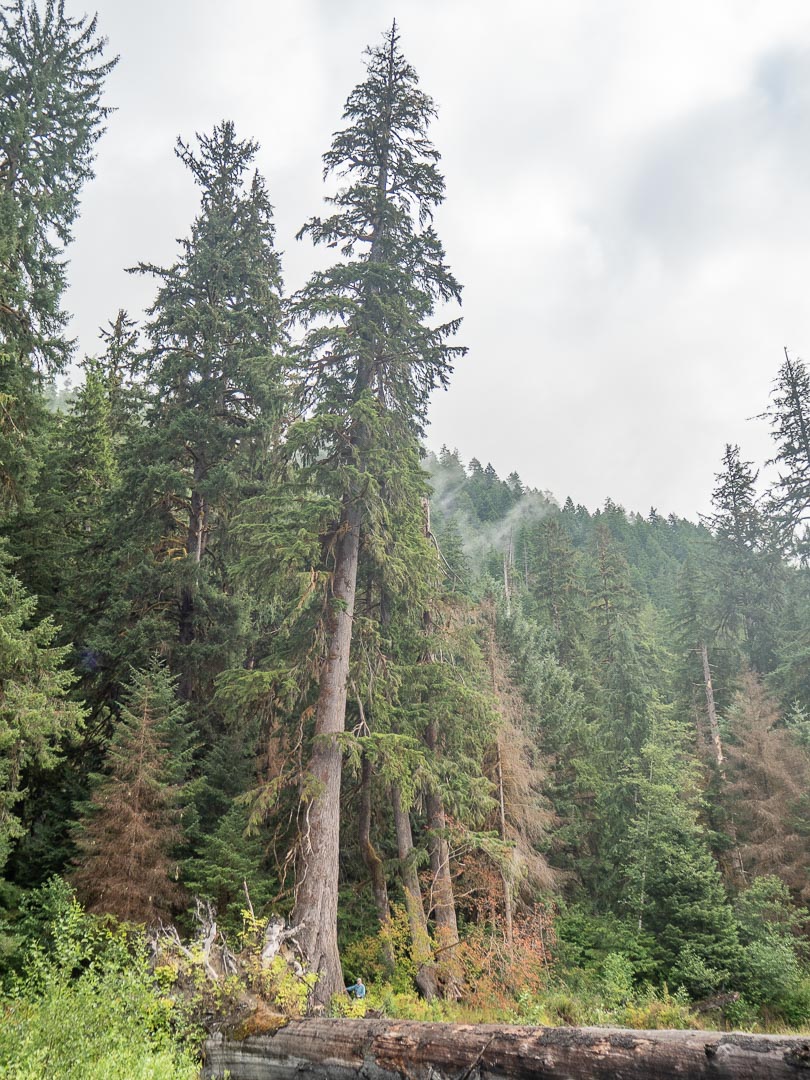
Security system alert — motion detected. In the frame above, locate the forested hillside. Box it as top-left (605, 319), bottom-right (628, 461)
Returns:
top-left (0, 3), bottom-right (809, 1074)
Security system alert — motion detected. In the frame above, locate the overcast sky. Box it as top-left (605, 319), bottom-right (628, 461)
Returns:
top-left (63, 0), bottom-right (810, 519)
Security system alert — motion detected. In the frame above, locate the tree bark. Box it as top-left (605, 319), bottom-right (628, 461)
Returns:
top-left (424, 721), bottom-right (459, 954)
top-left (292, 499), bottom-right (361, 1006)
top-left (359, 753), bottom-right (395, 973)
top-left (700, 641), bottom-right (725, 773)
top-left (204, 1019), bottom-right (810, 1080)
top-left (391, 783), bottom-right (437, 1000)
top-left (495, 738), bottom-right (514, 948)
top-left (178, 456), bottom-right (208, 700)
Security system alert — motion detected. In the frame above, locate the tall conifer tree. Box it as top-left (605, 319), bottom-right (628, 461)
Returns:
top-left (0, 0), bottom-right (115, 506)
top-left (98, 123), bottom-right (285, 716)
top-left (288, 23), bottom-right (464, 1001)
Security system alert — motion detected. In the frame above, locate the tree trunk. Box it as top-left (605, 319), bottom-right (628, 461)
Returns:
top-left (418, 498), bottom-right (460, 988)
top-left (204, 1019), bottom-right (810, 1080)
top-left (700, 641), bottom-right (725, 772)
top-left (698, 643), bottom-right (748, 884)
top-left (292, 499), bottom-right (361, 1006)
top-left (359, 753), bottom-right (395, 974)
top-left (424, 722), bottom-right (459, 955)
top-left (391, 783), bottom-right (437, 1000)
top-left (495, 738), bottom-right (514, 948)
top-left (178, 458), bottom-right (208, 699)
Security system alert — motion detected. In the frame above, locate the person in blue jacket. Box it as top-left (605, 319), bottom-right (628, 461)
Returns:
top-left (346, 976), bottom-right (366, 998)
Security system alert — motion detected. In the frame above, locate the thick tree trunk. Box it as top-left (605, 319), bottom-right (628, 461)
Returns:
top-left (359, 753), bottom-right (395, 973)
top-left (204, 1019), bottom-right (810, 1079)
top-left (292, 500), bottom-right (361, 1006)
top-left (391, 783), bottom-right (438, 1000)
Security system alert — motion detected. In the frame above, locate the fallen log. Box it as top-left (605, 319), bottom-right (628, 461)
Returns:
top-left (203, 1018), bottom-right (810, 1079)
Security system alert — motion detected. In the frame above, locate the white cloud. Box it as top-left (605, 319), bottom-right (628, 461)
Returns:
top-left (64, 0), bottom-right (810, 517)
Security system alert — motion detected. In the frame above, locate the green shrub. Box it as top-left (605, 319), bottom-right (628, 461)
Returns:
top-left (621, 984), bottom-right (699, 1030)
top-left (670, 944), bottom-right (725, 999)
top-left (0, 880), bottom-right (199, 1079)
top-left (599, 953), bottom-right (635, 1008)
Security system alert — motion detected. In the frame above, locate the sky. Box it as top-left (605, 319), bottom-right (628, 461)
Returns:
top-left (63, 0), bottom-right (810, 519)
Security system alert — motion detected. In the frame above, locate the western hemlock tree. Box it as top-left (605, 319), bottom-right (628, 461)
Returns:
top-left (287, 22), bottom-right (464, 1002)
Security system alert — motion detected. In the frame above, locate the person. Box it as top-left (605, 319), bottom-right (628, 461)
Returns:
top-left (346, 976), bottom-right (366, 998)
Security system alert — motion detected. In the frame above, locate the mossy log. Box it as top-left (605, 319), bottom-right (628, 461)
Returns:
top-left (203, 1018), bottom-right (810, 1079)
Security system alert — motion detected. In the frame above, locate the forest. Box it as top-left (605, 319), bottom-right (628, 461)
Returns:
top-left (1, 2), bottom-right (809, 1076)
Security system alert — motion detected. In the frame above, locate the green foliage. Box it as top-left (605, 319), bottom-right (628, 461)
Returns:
top-left (0, 0), bottom-right (116, 507)
top-left (733, 876), bottom-right (810, 1022)
top-left (599, 952), bottom-right (635, 1008)
top-left (624, 706), bottom-right (740, 986)
top-left (513, 972), bottom-right (699, 1031)
top-left (183, 801), bottom-right (277, 932)
top-left (764, 352), bottom-right (810, 560)
top-left (555, 905), bottom-right (656, 979)
top-left (5, 5), bottom-right (810, 1041)
top-left (0, 879), bottom-right (199, 1079)
top-left (0, 546), bottom-right (84, 873)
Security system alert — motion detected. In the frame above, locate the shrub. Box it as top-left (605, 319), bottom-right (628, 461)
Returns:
top-left (599, 952), bottom-right (635, 1008)
top-left (621, 985), bottom-right (700, 1030)
top-left (0, 880), bottom-right (198, 1079)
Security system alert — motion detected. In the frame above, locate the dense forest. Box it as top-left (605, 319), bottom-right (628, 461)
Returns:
top-left (1, 2), bottom-right (809, 1075)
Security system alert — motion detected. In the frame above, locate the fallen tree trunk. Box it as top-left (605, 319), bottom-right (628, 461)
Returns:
top-left (203, 1018), bottom-right (810, 1079)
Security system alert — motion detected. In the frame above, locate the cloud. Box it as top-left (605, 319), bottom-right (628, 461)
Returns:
top-left (63, 0), bottom-right (810, 518)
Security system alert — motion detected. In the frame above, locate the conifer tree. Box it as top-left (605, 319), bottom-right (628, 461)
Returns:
top-left (670, 557), bottom-right (730, 771)
top-left (71, 661), bottom-right (190, 924)
top-left (722, 673), bottom-right (810, 899)
top-left (0, 545), bottom-right (84, 872)
top-left (10, 353), bottom-right (120, 622)
top-left (286, 23), bottom-right (464, 1001)
top-left (581, 521), bottom-right (658, 903)
top-left (702, 444), bottom-right (782, 673)
top-left (528, 517), bottom-right (588, 669)
top-left (624, 704), bottom-right (740, 992)
top-left (0, 0), bottom-right (115, 507)
top-left (92, 123), bottom-right (286, 720)
top-left (764, 350), bottom-right (810, 560)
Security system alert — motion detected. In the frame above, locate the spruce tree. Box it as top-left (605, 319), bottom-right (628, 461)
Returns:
top-left (283, 22), bottom-right (464, 1002)
top-left (71, 661), bottom-right (190, 924)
